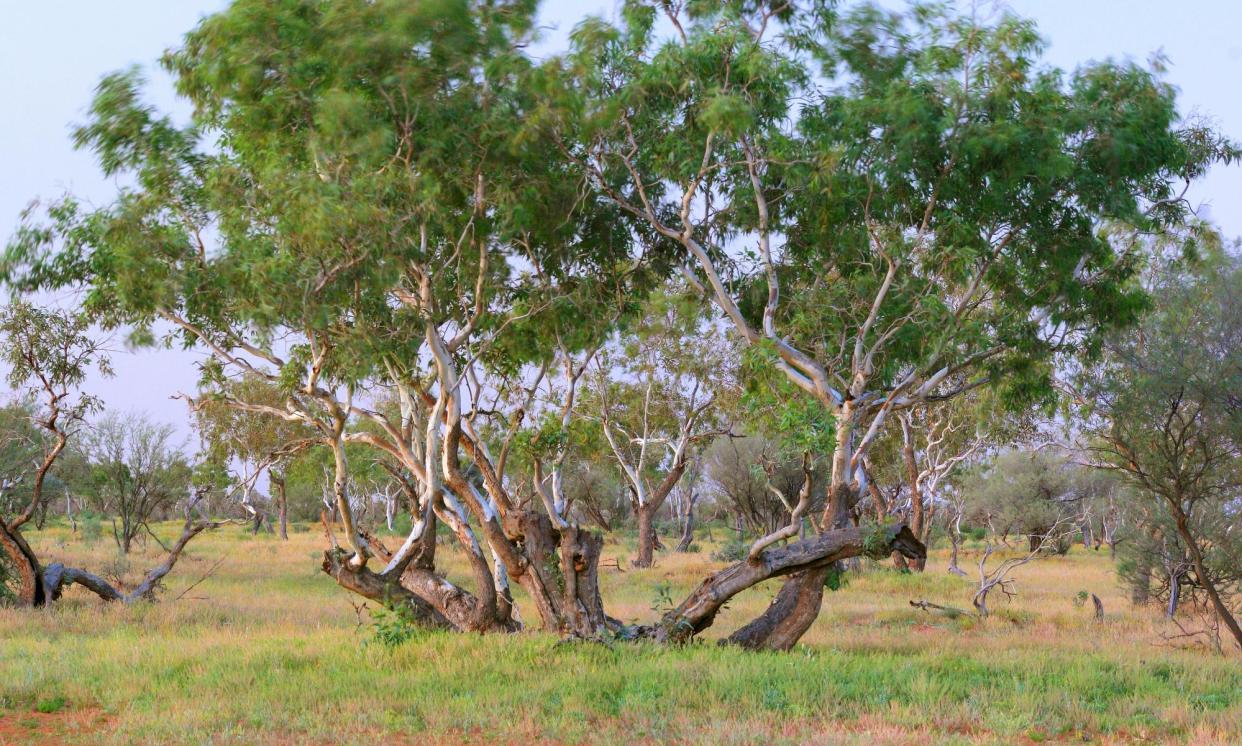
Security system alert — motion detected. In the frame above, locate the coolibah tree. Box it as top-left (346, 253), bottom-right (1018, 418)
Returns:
top-left (705, 434), bottom-right (822, 537)
top-left (0, 302), bottom-right (222, 606)
top-left (1078, 247), bottom-right (1242, 649)
top-left (961, 450), bottom-right (1087, 554)
top-left (541, 0), bottom-right (1231, 647)
top-left (2, 1), bottom-right (1226, 648)
top-left (588, 287), bottom-right (733, 567)
top-left (862, 391), bottom-right (988, 571)
top-left (194, 375), bottom-right (319, 538)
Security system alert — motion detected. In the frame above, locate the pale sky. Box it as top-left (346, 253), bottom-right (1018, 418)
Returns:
top-left (1, 1), bottom-right (1239, 438)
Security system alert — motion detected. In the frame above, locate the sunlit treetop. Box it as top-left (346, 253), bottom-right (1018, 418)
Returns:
top-left (3, 0), bottom-right (671, 395)
top-left (535, 0), bottom-right (1237, 415)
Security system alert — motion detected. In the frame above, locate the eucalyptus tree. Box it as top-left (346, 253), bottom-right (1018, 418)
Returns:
top-left (540, 0), bottom-right (1231, 648)
top-left (0, 400), bottom-right (48, 522)
top-left (0, 302), bottom-right (222, 605)
top-left (0, 302), bottom-right (109, 605)
top-left (705, 434), bottom-right (823, 536)
top-left (588, 287), bottom-right (734, 566)
top-left (961, 450), bottom-right (1085, 553)
top-left (194, 376), bottom-right (319, 538)
top-left (865, 389), bottom-right (1011, 571)
top-left (3, 0), bottom-right (931, 641)
top-left (78, 412), bottom-right (193, 554)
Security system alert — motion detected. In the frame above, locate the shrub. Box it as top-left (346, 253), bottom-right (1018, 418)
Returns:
top-left (35, 696), bottom-right (66, 714)
top-left (368, 603), bottom-right (423, 650)
top-left (81, 512), bottom-right (103, 546)
top-left (711, 535), bottom-right (748, 563)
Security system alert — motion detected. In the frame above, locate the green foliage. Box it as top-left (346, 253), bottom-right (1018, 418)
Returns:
top-left (739, 342), bottom-right (836, 456)
top-left (961, 451), bottom-right (1088, 541)
top-left (823, 566), bottom-right (849, 592)
top-left (649, 581), bottom-right (676, 615)
top-left (80, 512), bottom-right (103, 546)
top-left (710, 535), bottom-right (748, 563)
top-left (1079, 248), bottom-right (1242, 612)
top-left (861, 522), bottom-right (895, 560)
top-left (34, 695), bottom-right (66, 714)
top-left (0, 551), bottom-right (16, 606)
top-left (543, 0), bottom-right (1236, 445)
top-left (367, 603), bottom-right (423, 651)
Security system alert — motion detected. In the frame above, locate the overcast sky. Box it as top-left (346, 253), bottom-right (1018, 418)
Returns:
top-left (1, 0), bottom-right (1238, 441)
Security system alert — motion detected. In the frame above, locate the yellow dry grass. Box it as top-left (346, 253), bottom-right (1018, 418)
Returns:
top-left (0, 521), bottom-right (1238, 744)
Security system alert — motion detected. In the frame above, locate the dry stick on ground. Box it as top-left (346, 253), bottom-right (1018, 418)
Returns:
top-left (172, 556), bottom-right (227, 602)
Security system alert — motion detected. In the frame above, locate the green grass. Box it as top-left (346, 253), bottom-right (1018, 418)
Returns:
top-left (0, 522), bottom-right (1238, 744)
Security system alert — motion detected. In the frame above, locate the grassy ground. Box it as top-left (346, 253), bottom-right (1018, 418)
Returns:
top-left (0, 521), bottom-right (1238, 744)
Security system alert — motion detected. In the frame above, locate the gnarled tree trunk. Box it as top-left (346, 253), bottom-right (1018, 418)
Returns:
top-left (645, 523), bottom-right (924, 645)
top-left (0, 519), bottom-right (44, 606)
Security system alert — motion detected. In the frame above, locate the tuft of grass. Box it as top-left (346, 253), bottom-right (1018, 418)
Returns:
top-left (34, 696), bottom-right (66, 714)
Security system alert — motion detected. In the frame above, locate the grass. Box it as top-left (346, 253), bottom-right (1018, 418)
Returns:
top-left (0, 521), bottom-right (1238, 744)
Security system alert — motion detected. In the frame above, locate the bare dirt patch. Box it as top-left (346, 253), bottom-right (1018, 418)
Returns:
top-left (0, 707), bottom-right (112, 745)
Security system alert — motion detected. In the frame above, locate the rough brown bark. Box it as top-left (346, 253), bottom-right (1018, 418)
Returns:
top-left (726, 567), bottom-right (829, 650)
top-left (271, 471), bottom-right (289, 540)
top-left (0, 519), bottom-right (44, 606)
top-left (728, 459), bottom-right (863, 651)
top-left (646, 523), bottom-right (925, 645)
top-left (635, 504), bottom-right (657, 567)
top-left (559, 524), bottom-right (615, 635)
top-left (902, 431), bottom-right (926, 572)
top-left (322, 550), bottom-right (454, 629)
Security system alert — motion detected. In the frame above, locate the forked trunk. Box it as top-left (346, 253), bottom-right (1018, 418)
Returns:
top-left (720, 434), bottom-right (861, 651)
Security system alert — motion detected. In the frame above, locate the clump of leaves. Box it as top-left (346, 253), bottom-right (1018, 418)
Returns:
top-left (0, 553), bottom-right (17, 606)
top-left (80, 512), bottom-right (102, 546)
top-left (367, 603), bottom-right (422, 650)
top-left (650, 580), bottom-right (675, 615)
top-left (35, 696), bottom-right (66, 714)
top-left (861, 523), bottom-right (894, 560)
top-left (823, 566), bottom-right (849, 592)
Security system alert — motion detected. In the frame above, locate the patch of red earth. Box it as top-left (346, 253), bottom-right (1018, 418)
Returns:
top-left (0, 707), bottom-right (112, 745)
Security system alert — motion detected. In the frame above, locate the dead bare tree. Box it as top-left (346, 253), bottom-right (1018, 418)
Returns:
top-left (40, 491), bottom-right (230, 604)
top-left (971, 519), bottom-right (1079, 617)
